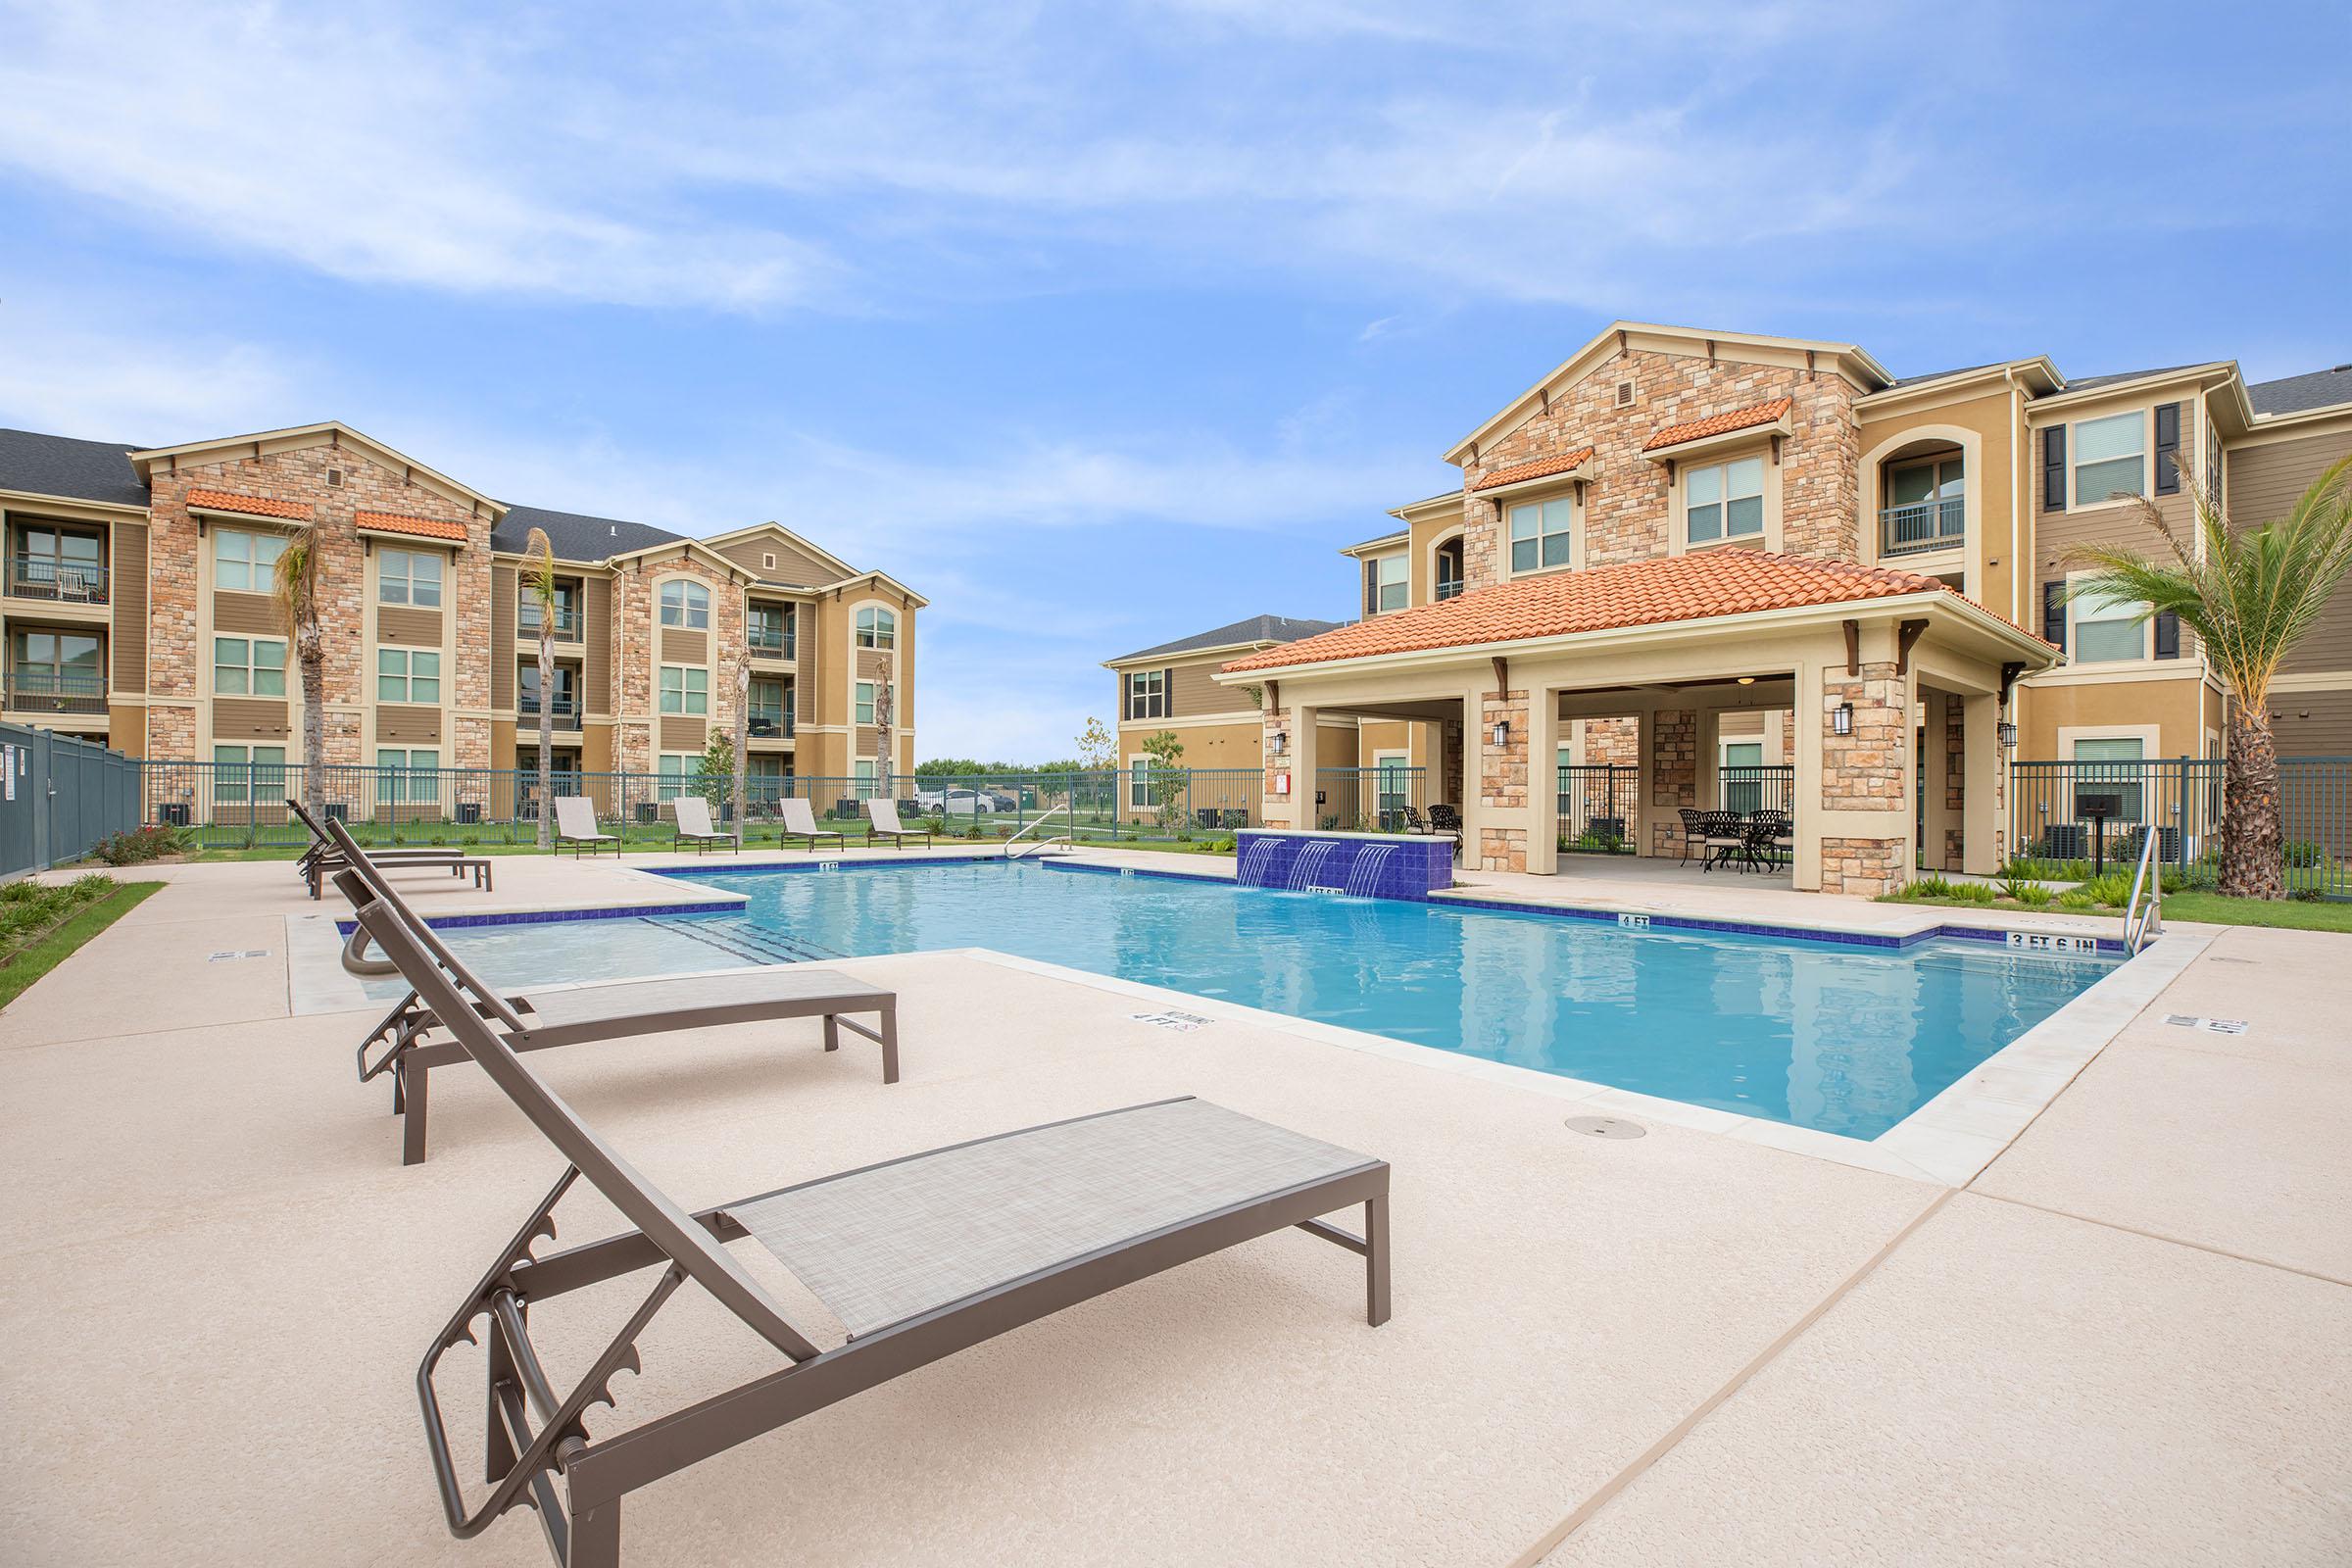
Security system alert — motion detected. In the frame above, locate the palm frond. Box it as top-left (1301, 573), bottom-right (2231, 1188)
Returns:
top-left (523, 526), bottom-right (558, 609)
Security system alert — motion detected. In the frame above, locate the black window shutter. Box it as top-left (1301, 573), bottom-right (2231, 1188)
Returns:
top-left (1162, 667), bottom-right (1175, 716)
top-left (2154, 403), bottom-right (2180, 495)
top-left (2042, 582), bottom-right (2067, 653)
top-left (1362, 559), bottom-right (1378, 617)
top-left (2154, 612), bottom-right (2180, 659)
top-left (2043, 425), bottom-right (2066, 511)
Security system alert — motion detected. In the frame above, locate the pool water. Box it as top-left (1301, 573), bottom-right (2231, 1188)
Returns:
top-left (378, 860), bottom-right (2118, 1140)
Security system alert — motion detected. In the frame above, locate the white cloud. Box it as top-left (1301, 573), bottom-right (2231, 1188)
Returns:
top-left (0, 312), bottom-right (296, 440)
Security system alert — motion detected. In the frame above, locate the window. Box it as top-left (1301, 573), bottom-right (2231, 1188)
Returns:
top-left (853, 760), bottom-right (878, 798)
top-left (1372, 554), bottom-right (1408, 611)
top-left (1685, 457), bottom-right (1765, 545)
top-left (1375, 755), bottom-right (1411, 820)
top-left (14, 524), bottom-right (104, 598)
top-left (1887, 456), bottom-right (1965, 507)
top-left (2070, 583), bottom-right (2149, 664)
top-left (656, 754), bottom-right (693, 802)
top-left (1125, 668), bottom-right (1165, 720)
top-left (214, 636), bottom-right (288, 697)
top-left (1508, 498), bottom-right (1575, 573)
top-left (518, 579), bottom-right (579, 637)
top-left (15, 630), bottom-right (104, 698)
top-left (659, 665), bottom-right (710, 714)
top-left (376, 647), bottom-right (442, 704)
top-left (212, 744), bottom-right (286, 804)
top-left (856, 606), bottom-right (896, 648)
top-left (517, 662), bottom-right (575, 716)
top-left (378, 548), bottom-right (443, 608)
top-left (1128, 758), bottom-right (1154, 808)
top-left (214, 529), bottom-right (287, 592)
top-left (374, 748), bottom-right (440, 805)
top-left (2073, 736), bottom-right (2145, 823)
top-left (1435, 540), bottom-right (1464, 601)
top-left (856, 680), bottom-right (875, 725)
top-left (1722, 740), bottom-right (1766, 814)
top-left (749, 678), bottom-right (787, 736)
top-left (749, 604), bottom-right (790, 657)
top-left (659, 579), bottom-right (710, 628)
top-left (2073, 412), bottom-right (2144, 505)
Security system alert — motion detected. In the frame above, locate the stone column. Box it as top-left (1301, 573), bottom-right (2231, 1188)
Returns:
top-left (1815, 655), bottom-right (1913, 895)
top-left (1474, 681), bottom-right (1529, 870)
top-left (1647, 708), bottom-right (1697, 857)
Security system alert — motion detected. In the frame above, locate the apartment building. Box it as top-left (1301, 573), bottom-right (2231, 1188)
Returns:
top-left (1217, 322), bottom-right (2351, 893)
top-left (0, 421), bottom-right (923, 798)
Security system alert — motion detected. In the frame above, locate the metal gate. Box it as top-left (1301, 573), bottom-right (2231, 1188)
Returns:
top-left (0, 722), bottom-right (141, 879)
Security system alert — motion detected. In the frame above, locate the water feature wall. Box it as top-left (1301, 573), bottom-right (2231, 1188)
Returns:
top-left (1233, 829), bottom-right (1455, 902)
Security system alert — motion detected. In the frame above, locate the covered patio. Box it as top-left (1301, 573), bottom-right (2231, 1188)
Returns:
top-left (1220, 553), bottom-right (2057, 896)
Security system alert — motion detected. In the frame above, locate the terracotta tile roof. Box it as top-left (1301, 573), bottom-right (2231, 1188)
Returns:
top-left (1469, 446), bottom-right (1595, 492)
top-left (1642, 396), bottom-right (1793, 453)
top-left (1221, 551), bottom-right (2039, 673)
top-left (356, 509), bottom-right (468, 542)
top-left (184, 488), bottom-right (313, 521)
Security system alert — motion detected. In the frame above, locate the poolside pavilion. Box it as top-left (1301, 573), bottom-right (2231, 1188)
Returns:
top-left (1218, 552), bottom-right (2060, 895)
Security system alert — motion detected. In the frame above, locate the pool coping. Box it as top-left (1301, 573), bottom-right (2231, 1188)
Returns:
top-left (288, 855), bottom-right (2197, 1185)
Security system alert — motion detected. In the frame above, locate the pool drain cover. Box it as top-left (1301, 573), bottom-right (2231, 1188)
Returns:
top-left (1566, 1115), bottom-right (1645, 1140)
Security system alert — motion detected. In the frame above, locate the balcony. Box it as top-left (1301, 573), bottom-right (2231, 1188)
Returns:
top-left (516, 694), bottom-right (584, 732)
top-left (6, 671), bottom-right (108, 715)
top-left (1435, 575), bottom-right (1464, 602)
top-left (517, 604), bottom-right (583, 642)
top-left (748, 629), bottom-right (795, 662)
top-left (748, 710), bottom-right (795, 740)
top-left (9, 557), bottom-right (110, 605)
top-left (1879, 496), bottom-right (1965, 558)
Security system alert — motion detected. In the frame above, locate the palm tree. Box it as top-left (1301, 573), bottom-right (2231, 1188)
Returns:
top-left (271, 534), bottom-right (326, 820)
top-left (2064, 452), bottom-right (2352, 899)
top-left (521, 527), bottom-right (560, 850)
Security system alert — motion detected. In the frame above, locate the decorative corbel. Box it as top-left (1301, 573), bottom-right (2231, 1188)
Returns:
top-left (1842, 618), bottom-right (1861, 676)
top-left (1491, 655), bottom-right (1510, 696)
top-left (1895, 618), bottom-right (1928, 675)
top-left (1999, 661), bottom-right (2025, 708)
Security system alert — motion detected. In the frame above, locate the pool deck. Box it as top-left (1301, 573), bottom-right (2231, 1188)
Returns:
top-left (1, 854), bottom-right (2345, 1565)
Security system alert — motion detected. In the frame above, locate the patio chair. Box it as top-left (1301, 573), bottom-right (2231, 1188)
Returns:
top-left (863, 796), bottom-right (934, 849)
top-left (553, 796), bottom-right (622, 858)
top-left (327, 826), bottom-right (897, 1166)
top-left (1676, 807), bottom-right (1708, 865)
top-left (1750, 809), bottom-right (1793, 872)
top-left (286, 797), bottom-right (490, 901)
top-left (777, 796), bottom-right (850, 853)
top-left (348, 888), bottom-right (1391, 1567)
top-left (1401, 804), bottom-right (1432, 834)
top-left (1698, 810), bottom-right (1746, 872)
top-left (1426, 802), bottom-right (1464, 861)
top-left (669, 796), bottom-right (740, 855)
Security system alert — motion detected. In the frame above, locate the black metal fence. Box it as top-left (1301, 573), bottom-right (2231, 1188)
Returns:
top-left (1557, 764), bottom-right (1639, 853)
top-left (1720, 763), bottom-right (1794, 816)
top-left (2008, 756), bottom-right (2349, 897)
top-left (0, 722), bottom-right (141, 878)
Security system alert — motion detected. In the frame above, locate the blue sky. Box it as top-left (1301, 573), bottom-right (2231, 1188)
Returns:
top-left (1, 0), bottom-right (2345, 761)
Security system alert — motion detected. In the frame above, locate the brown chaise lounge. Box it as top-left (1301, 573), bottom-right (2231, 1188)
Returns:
top-left (862, 796), bottom-right (934, 849)
top-left (287, 797), bottom-right (491, 901)
top-left (345, 881), bottom-right (1391, 1567)
top-left (328, 821), bottom-right (896, 1166)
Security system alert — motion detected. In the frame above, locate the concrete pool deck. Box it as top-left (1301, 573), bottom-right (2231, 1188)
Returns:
top-left (1, 859), bottom-right (2345, 1564)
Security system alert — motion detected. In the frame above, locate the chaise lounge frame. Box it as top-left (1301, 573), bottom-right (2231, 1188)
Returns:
top-left (775, 796), bottom-right (848, 853)
top-left (345, 890), bottom-right (1390, 1568)
top-left (287, 797), bottom-right (491, 900)
top-left (861, 796), bottom-right (934, 849)
top-left (329, 823), bottom-right (895, 1165)
top-left (553, 797), bottom-right (623, 858)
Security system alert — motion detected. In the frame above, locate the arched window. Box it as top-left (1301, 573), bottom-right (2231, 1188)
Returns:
top-left (1433, 537), bottom-right (1465, 600)
top-left (856, 606), bottom-right (897, 648)
top-left (660, 578), bottom-right (710, 629)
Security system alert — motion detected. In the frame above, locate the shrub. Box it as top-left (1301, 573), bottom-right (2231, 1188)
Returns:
top-left (2282, 840), bottom-right (2327, 869)
top-left (2013, 882), bottom-right (2053, 906)
top-left (90, 824), bottom-right (189, 866)
top-left (2079, 871), bottom-right (2133, 907)
top-left (1949, 880), bottom-right (1997, 905)
top-left (1998, 870), bottom-right (2035, 902)
top-left (2057, 889), bottom-right (2096, 910)
top-left (1904, 874), bottom-right (1954, 901)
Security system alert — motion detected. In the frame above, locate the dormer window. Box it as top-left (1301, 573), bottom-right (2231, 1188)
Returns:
top-left (1372, 555), bottom-right (1407, 612)
top-left (1507, 498), bottom-right (1575, 573)
top-left (1684, 457), bottom-right (1765, 545)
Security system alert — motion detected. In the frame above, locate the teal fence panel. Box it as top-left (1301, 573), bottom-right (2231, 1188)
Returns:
top-left (0, 722), bottom-right (140, 878)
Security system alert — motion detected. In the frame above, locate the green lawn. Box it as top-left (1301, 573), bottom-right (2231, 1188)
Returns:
top-left (1879, 886), bottom-right (2352, 932)
top-left (191, 829), bottom-right (1244, 862)
top-left (0, 878), bottom-right (166, 1011)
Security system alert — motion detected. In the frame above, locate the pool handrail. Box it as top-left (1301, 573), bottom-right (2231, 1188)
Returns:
top-left (2123, 823), bottom-right (2164, 954)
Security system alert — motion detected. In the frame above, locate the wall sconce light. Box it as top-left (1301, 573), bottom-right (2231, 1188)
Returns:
top-left (1997, 720), bottom-right (2018, 749)
top-left (1490, 720), bottom-right (1511, 747)
top-left (1833, 703), bottom-right (1853, 737)
top-left (1736, 675), bottom-right (1755, 686)
top-left (1271, 730), bottom-right (1289, 757)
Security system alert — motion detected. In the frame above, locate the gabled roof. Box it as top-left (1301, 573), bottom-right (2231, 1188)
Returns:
top-left (2249, 364), bottom-right (2352, 417)
top-left (700, 520), bottom-right (858, 582)
top-left (492, 504), bottom-right (685, 560)
top-left (1109, 613), bottom-right (1349, 666)
top-left (0, 428), bottom-right (149, 510)
top-left (128, 421), bottom-right (505, 517)
top-left (1218, 552), bottom-right (2045, 675)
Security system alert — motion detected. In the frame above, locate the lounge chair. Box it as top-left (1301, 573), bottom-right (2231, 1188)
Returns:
top-left (668, 796), bottom-right (739, 855)
top-left (343, 889), bottom-right (1391, 1567)
top-left (553, 796), bottom-right (622, 857)
top-left (863, 796), bottom-right (934, 849)
top-left (1676, 806), bottom-right (1707, 865)
top-left (777, 796), bottom-right (849, 853)
top-left (287, 797), bottom-right (490, 901)
top-left (328, 823), bottom-right (896, 1165)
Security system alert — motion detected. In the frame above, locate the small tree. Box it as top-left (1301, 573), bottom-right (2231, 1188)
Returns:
top-left (2064, 452), bottom-right (2352, 899)
top-left (694, 731), bottom-right (738, 816)
top-left (271, 534), bottom-right (326, 820)
top-left (1074, 716), bottom-right (1114, 769)
top-left (1141, 728), bottom-right (1186, 833)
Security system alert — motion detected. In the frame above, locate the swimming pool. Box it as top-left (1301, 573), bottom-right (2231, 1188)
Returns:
top-left (360, 859), bottom-right (2121, 1140)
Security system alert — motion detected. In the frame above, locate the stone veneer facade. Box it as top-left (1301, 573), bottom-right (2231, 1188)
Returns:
top-left (1816, 661), bottom-right (1910, 894)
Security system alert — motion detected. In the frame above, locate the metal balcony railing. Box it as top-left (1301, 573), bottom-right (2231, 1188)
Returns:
top-left (7, 671), bottom-right (109, 713)
top-left (1435, 576), bottom-right (1465, 601)
top-left (9, 557), bottom-right (110, 604)
top-left (748, 711), bottom-right (795, 739)
top-left (517, 604), bottom-right (583, 640)
top-left (516, 695), bottom-right (584, 731)
top-left (1879, 496), bottom-right (1966, 557)
top-left (748, 629), bottom-right (795, 660)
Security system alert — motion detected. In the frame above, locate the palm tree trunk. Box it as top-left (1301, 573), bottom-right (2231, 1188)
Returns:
top-left (535, 628), bottom-right (554, 850)
top-left (298, 622), bottom-right (326, 820)
top-left (2221, 704), bottom-right (2282, 899)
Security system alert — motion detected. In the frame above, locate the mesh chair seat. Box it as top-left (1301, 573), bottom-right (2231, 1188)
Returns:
top-left (732, 1099), bottom-right (1378, 1339)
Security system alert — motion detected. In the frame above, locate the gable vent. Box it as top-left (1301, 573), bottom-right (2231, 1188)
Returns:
top-left (1615, 380), bottom-right (1636, 409)
top-left (325, 467), bottom-right (345, 487)
top-left (763, 552), bottom-right (776, 568)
